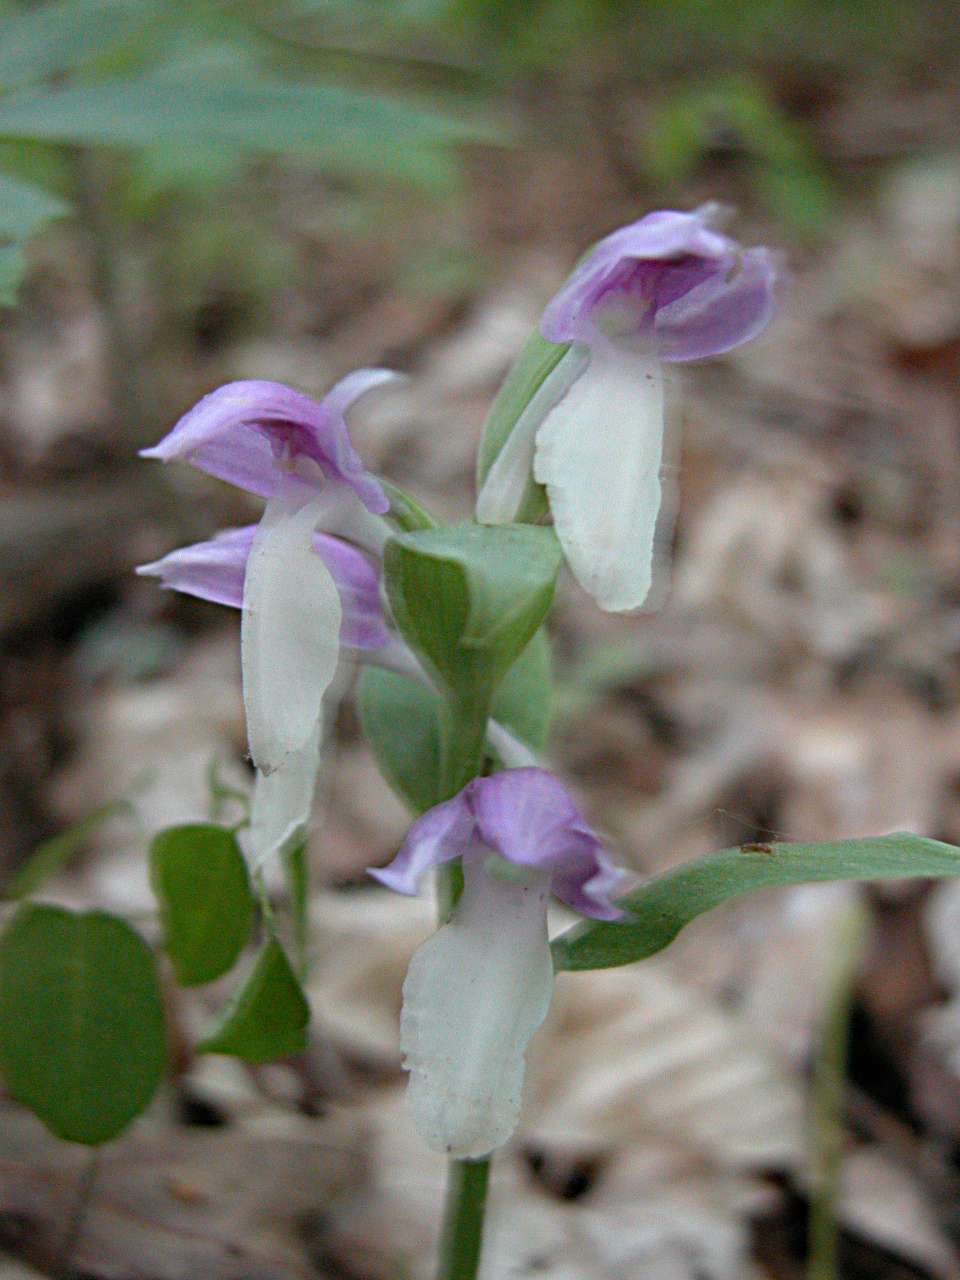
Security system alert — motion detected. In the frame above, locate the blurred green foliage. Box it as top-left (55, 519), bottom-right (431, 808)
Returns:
top-left (0, 0), bottom-right (946, 307)
top-left (0, 0), bottom-right (498, 304)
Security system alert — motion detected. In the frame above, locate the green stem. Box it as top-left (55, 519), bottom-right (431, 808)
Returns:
top-left (436, 690), bottom-right (490, 922)
top-left (439, 690), bottom-right (491, 802)
top-left (435, 687), bottom-right (496, 1279)
top-left (438, 1156), bottom-right (491, 1280)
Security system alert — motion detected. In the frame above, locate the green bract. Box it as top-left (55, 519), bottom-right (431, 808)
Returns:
top-left (0, 904), bottom-right (165, 1145)
top-left (150, 824), bottom-right (255, 986)
top-left (359, 628), bottom-right (552, 813)
top-left (385, 523), bottom-right (561, 701)
top-left (385, 523), bottom-right (561, 795)
top-left (551, 833), bottom-right (960, 972)
top-left (475, 329), bottom-right (569, 493)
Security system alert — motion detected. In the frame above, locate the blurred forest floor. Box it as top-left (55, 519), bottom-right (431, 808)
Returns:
top-left (3, 15), bottom-right (960, 1278)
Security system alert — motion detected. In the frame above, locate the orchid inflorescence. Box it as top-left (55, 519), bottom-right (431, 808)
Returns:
top-left (139, 205), bottom-right (780, 1267)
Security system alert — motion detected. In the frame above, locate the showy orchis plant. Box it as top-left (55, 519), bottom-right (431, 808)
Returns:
top-left (14, 205), bottom-right (960, 1280)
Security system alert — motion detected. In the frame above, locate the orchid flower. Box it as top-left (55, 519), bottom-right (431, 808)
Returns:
top-left (476, 206), bottom-right (780, 611)
top-left (139, 372), bottom-right (399, 863)
top-left (368, 767), bottom-right (627, 1158)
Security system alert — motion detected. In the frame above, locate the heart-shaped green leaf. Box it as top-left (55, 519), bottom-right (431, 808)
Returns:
top-left (150, 824), bottom-right (255, 986)
top-left (0, 904), bottom-right (165, 1144)
top-left (198, 938), bottom-right (309, 1063)
top-left (551, 833), bottom-right (960, 972)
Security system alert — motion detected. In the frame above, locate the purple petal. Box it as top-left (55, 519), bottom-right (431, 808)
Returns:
top-left (468, 768), bottom-right (626, 920)
top-left (137, 526), bottom-right (254, 608)
top-left (540, 208), bottom-right (778, 360)
top-left (654, 247), bottom-right (781, 361)
top-left (368, 792), bottom-right (477, 895)
top-left (313, 533), bottom-right (390, 651)
top-left (548, 836), bottom-right (628, 921)
top-left (140, 374), bottom-right (397, 513)
top-left (137, 526), bottom-right (389, 650)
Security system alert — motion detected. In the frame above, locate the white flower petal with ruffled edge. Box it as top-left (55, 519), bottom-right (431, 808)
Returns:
top-left (400, 857), bottom-right (554, 1158)
top-left (475, 347), bottom-right (588, 524)
top-left (533, 343), bottom-right (664, 612)
top-left (248, 721), bottom-right (321, 868)
top-left (241, 494), bottom-right (342, 774)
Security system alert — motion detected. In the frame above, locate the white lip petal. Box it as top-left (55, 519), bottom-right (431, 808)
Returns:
top-left (241, 494), bottom-right (342, 774)
top-left (248, 722), bottom-right (321, 868)
top-left (476, 347), bottom-right (588, 525)
top-left (533, 343), bottom-right (665, 612)
top-left (400, 858), bottom-right (554, 1159)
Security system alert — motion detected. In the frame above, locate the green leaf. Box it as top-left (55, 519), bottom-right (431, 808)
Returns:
top-left (0, 170), bottom-right (69, 240)
top-left (198, 938), bottom-right (309, 1062)
top-left (0, 0), bottom-right (157, 92)
top-left (489, 626), bottom-right (552, 753)
top-left (4, 798), bottom-right (129, 900)
top-left (551, 833), bottom-right (960, 973)
top-left (150, 825), bottom-right (255, 986)
top-left (385, 523), bottom-right (561, 701)
top-left (358, 666), bottom-right (443, 814)
top-left (476, 328), bottom-right (569, 489)
top-left (0, 79), bottom-right (496, 188)
top-left (0, 242), bottom-right (26, 305)
top-left (358, 631), bottom-right (552, 814)
top-left (0, 904), bottom-right (165, 1144)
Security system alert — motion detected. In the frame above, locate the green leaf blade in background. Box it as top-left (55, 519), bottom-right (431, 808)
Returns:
top-left (0, 242), bottom-right (25, 305)
top-left (551, 833), bottom-right (960, 972)
top-left (0, 169), bottom-right (69, 239)
top-left (0, 79), bottom-right (499, 188)
top-left (198, 938), bottom-right (309, 1063)
top-left (150, 824), bottom-right (255, 986)
top-left (0, 0), bottom-right (158, 91)
top-left (0, 905), bottom-right (166, 1144)
top-left (0, 169), bottom-right (70, 307)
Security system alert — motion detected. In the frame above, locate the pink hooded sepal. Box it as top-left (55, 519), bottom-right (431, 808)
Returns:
top-left (540, 207), bottom-right (780, 362)
top-left (137, 525), bottom-right (390, 651)
top-left (140, 371), bottom-right (399, 513)
top-left (369, 767), bottom-right (626, 921)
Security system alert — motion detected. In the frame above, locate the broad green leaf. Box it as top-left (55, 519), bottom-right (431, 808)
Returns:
top-left (358, 666), bottom-right (443, 814)
top-left (0, 170), bottom-right (69, 240)
top-left (0, 79), bottom-right (497, 188)
top-left (552, 833), bottom-right (960, 973)
top-left (198, 938), bottom-right (309, 1062)
top-left (4, 799), bottom-right (128, 900)
top-left (358, 631), bottom-right (552, 814)
top-left (476, 328), bottom-right (569, 489)
top-left (0, 905), bottom-right (165, 1144)
top-left (384, 523), bottom-right (561, 701)
top-left (0, 0), bottom-right (157, 91)
top-left (489, 626), bottom-right (552, 753)
top-left (150, 825), bottom-right (255, 986)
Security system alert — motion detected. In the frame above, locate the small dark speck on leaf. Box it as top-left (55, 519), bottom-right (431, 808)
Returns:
top-left (740, 842), bottom-right (775, 855)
